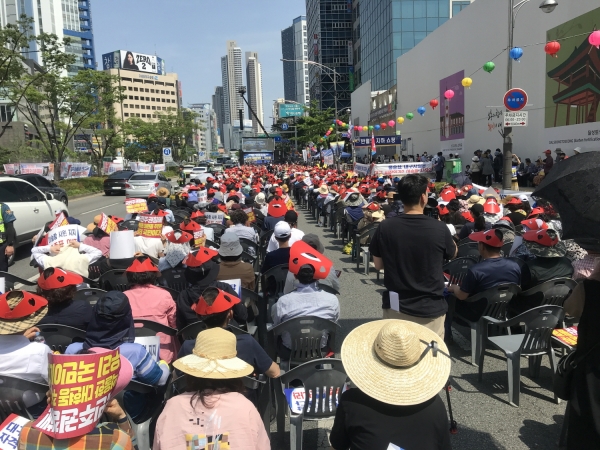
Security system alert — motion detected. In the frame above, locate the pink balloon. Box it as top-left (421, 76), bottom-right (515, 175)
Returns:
top-left (388, 120), bottom-right (395, 127)
top-left (590, 30), bottom-right (600, 49)
top-left (444, 89), bottom-right (455, 100)
top-left (357, 126), bottom-right (363, 132)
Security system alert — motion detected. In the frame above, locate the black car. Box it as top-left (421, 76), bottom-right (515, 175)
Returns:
top-left (104, 170), bottom-right (136, 195)
top-left (14, 173), bottom-right (69, 205)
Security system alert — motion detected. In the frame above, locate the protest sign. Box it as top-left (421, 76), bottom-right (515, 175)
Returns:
top-left (152, 164), bottom-right (165, 172)
top-left (285, 197), bottom-right (294, 210)
top-left (125, 198), bottom-right (148, 214)
top-left (2, 164), bottom-right (16, 175)
top-left (137, 214), bottom-right (163, 238)
top-left (0, 413), bottom-right (30, 450)
top-left (46, 225), bottom-right (80, 246)
top-left (221, 279), bottom-right (242, 297)
top-left (193, 228), bottom-right (206, 247)
top-left (370, 162), bottom-right (434, 177)
top-left (97, 213), bottom-right (118, 234)
top-left (32, 349), bottom-right (121, 439)
top-left (198, 190), bottom-right (208, 203)
top-left (243, 207), bottom-right (255, 223)
top-left (134, 336), bottom-right (160, 361)
top-left (49, 212), bottom-right (69, 230)
top-left (205, 212), bottom-right (224, 225)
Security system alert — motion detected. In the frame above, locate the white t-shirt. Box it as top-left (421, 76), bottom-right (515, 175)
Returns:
top-left (0, 335), bottom-right (51, 384)
top-left (266, 227), bottom-right (305, 253)
top-left (134, 236), bottom-right (165, 258)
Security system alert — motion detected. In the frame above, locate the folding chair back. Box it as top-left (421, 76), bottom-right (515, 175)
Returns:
top-left (443, 256), bottom-right (478, 285)
top-left (133, 319), bottom-right (177, 338)
top-left (160, 268), bottom-right (188, 292)
top-left (518, 305), bottom-right (564, 357)
top-left (118, 220), bottom-right (139, 231)
top-left (261, 264), bottom-right (289, 299)
top-left (457, 241), bottom-right (480, 259)
top-left (98, 269), bottom-right (129, 292)
top-left (205, 224), bottom-right (227, 242)
top-left (478, 284), bottom-right (521, 319)
top-left (258, 230), bottom-right (274, 263)
top-left (0, 271), bottom-right (36, 287)
top-left (73, 287), bottom-right (106, 305)
top-left (160, 285), bottom-right (180, 303)
top-left (271, 316), bottom-right (340, 367)
top-left (177, 320), bottom-right (206, 342)
top-left (501, 241), bottom-right (514, 258)
top-left (38, 324), bottom-right (86, 353)
top-left (518, 277), bottom-right (577, 308)
top-left (203, 239), bottom-right (220, 249)
top-left (239, 238), bottom-right (259, 259)
top-left (0, 374), bottom-right (48, 421)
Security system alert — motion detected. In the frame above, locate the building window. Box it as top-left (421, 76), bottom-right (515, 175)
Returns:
top-left (129, 95), bottom-right (133, 99)
top-left (124, 113), bottom-right (129, 117)
top-left (134, 96), bottom-right (139, 100)
top-left (162, 107), bottom-right (167, 110)
top-left (161, 90), bottom-right (165, 94)
top-left (141, 105), bottom-right (145, 109)
top-left (134, 87), bottom-right (138, 91)
top-left (136, 113), bottom-right (140, 117)
top-left (135, 105), bottom-right (139, 109)
top-left (142, 114), bottom-right (146, 118)
top-left (145, 88), bottom-right (149, 92)
top-left (452, 1), bottom-right (471, 16)
top-left (161, 98), bottom-right (165, 102)
top-left (123, 104), bottom-right (128, 108)
top-left (128, 87), bottom-right (132, 91)
top-left (152, 106), bottom-right (156, 110)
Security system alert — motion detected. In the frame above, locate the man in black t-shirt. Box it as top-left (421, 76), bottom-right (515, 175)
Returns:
top-left (369, 174), bottom-right (457, 339)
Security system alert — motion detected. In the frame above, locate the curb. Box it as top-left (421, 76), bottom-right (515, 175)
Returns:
top-left (68, 191), bottom-right (105, 201)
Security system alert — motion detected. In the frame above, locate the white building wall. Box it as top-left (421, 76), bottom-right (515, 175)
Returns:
top-left (394, 0), bottom-right (600, 168)
top-left (293, 17), bottom-right (309, 105)
top-left (350, 80), bottom-right (372, 160)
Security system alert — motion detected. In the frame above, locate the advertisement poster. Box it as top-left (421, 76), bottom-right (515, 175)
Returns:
top-left (120, 50), bottom-right (158, 74)
top-left (370, 162), bottom-right (434, 177)
top-left (242, 138), bottom-right (275, 152)
top-left (46, 225), bottom-right (81, 246)
top-left (440, 70), bottom-right (465, 155)
top-left (32, 350), bottom-right (121, 439)
top-left (544, 7), bottom-right (600, 148)
top-left (125, 198), bottom-right (148, 214)
top-left (137, 214), bottom-right (163, 238)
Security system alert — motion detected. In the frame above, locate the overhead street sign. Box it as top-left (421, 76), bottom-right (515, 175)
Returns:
top-left (503, 88), bottom-right (528, 112)
top-left (274, 136), bottom-right (282, 142)
top-left (279, 104), bottom-right (305, 118)
top-left (504, 111), bottom-right (528, 127)
top-left (281, 122), bottom-right (289, 131)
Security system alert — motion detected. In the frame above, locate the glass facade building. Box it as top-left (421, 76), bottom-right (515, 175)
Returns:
top-left (355, 0), bottom-right (474, 91)
top-left (306, 0), bottom-right (353, 111)
top-left (62, 0), bottom-right (96, 72)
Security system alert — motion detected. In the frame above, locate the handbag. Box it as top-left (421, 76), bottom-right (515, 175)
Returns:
top-left (554, 342), bottom-right (600, 401)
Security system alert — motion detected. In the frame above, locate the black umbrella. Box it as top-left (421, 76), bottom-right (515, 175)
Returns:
top-left (533, 151), bottom-right (600, 240)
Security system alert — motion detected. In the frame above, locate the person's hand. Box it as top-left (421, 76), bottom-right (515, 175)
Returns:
top-left (104, 399), bottom-right (127, 421)
top-left (23, 327), bottom-right (40, 341)
top-left (50, 243), bottom-right (63, 253)
top-left (68, 241), bottom-right (80, 249)
top-left (5, 245), bottom-right (14, 256)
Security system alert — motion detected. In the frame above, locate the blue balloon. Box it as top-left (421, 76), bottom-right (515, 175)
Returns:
top-left (417, 106), bottom-right (426, 116)
top-left (510, 47), bottom-right (523, 61)
top-left (374, 124), bottom-right (381, 130)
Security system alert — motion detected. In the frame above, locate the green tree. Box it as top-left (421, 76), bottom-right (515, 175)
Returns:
top-left (294, 100), bottom-right (336, 147)
top-left (123, 110), bottom-right (200, 163)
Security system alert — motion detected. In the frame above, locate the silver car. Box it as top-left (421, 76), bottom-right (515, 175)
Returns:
top-left (125, 172), bottom-right (172, 198)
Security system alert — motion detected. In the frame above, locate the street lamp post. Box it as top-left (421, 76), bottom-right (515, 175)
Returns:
top-left (281, 58), bottom-right (339, 164)
top-left (502, 0), bottom-right (558, 189)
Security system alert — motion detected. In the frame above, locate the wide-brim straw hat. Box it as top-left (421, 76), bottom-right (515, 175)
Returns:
top-left (157, 187), bottom-right (170, 197)
top-left (341, 319), bottom-right (451, 406)
top-left (467, 195), bottom-right (485, 206)
top-left (173, 327), bottom-right (254, 379)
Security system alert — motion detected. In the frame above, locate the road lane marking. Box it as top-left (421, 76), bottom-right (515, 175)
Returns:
top-left (79, 203), bottom-right (121, 215)
top-left (14, 273), bottom-right (40, 290)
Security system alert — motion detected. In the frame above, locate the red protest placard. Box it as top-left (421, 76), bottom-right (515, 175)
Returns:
top-left (32, 349), bottom-right (121, 439)
top-left (243, 207), bottom-right (255, 223)
top-left (97, 213), bottom-right (118, 234)
top-left (49, 212), bottom-right (69, 230)
top-left (125, 198), bottom-right (148, 214)
top-left (552, 326), bottom-right (578, 347)
top-left (137, 213), bottom-right (163, 238)
top-left (193, 229), bottom-right (206, 247)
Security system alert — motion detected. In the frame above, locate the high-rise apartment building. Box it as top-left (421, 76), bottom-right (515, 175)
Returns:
top-left (212, 86), bottom-right (225, 141)
top-left (353, 0), bottom-right (474, 91)
top-left (189, 103), bottom-right (217, 158)
top-left (245, 51), bottom-right (264, 133)
top-left (306, 0), bottom-right (352, 111)
top-left (281, 16), bottom-right (310, 105)
top-left (221, 41), bottom-right (243, 125)
top-left (62, 0), bottom-right (96, 75)
top-left (0, 0), bottom-right (64, 65)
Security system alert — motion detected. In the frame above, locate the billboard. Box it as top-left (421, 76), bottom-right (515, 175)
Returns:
top-left (440, 70), bottom-right (465, 155)
top-left (279, 104), bottom-right (305, 118)
top-left (242, 138), bottom-right (275, 152)
top-left (102, 51), bottom-right (165, 75)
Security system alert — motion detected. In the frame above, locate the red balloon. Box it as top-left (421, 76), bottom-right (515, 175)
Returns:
top-left (380, 123), bottom-right (387, 130)
top-left (544, 41), bottom-right (560, 58)
top-left (430, 99), bottom-right (439, 109)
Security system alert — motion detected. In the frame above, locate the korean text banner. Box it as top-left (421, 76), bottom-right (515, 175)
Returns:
top-left (0, 414), bottom-right (30, 450)
top-left (47, 225), bottom-right (81, 246)
top-left (370, 162), bottom-right (434, 177)
top-left (60, 163), bottom-right (91, 179)
top-left (353, 163), bottom-right (371, 176)
top-left (103, 162), bottom-right (123, 175)
top-left (120, 50), bottom-right (158, 74)
top-left (137, 214), bottom-right (163, 238)
top-left (125, 198), bottom-right (148, 214)
top-left (32, 349), bottom-right (122, 439)
top-left (355, 135), bottom-right (401, 147)
top-left (205, 212), bottom-right (224, 225)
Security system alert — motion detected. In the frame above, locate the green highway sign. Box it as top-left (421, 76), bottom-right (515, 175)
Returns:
top-left (279, 103), bottom-right (305, 118)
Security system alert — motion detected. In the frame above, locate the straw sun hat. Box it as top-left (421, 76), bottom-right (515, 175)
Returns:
top-left (173, 327), bottom-right (254, 379)
top-left (341, 320), bottom-right (451, 406)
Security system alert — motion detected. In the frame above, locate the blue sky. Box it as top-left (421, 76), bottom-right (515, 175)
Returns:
top-left (93, 0), bottom-right (306, 121)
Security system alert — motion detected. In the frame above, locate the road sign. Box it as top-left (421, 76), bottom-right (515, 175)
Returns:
top-left (503, 88), bottom-right (528, 112)
top-left (281, 123), bottom-right (289, 131)
top-left (504, 111), bottom-right (528, 127)
top-left (274, 136), bottom-right (282, 143)
top-left (279, 104), bottom-right (305, 118)
top-left (162, 147), bottom-right (173, 163)
top-left (163, 147), bottom-right (171, 156)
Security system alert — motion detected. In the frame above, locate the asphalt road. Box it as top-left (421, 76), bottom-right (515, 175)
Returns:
top-left (10, 192), bottom-right (129, 282)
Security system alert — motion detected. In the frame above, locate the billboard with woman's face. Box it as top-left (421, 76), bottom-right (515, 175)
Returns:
top-left (120, 50), bottom-right (158, 74)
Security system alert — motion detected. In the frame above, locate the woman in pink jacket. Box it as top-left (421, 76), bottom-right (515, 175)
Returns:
top-left (124, 256), bottom-right (178, 362)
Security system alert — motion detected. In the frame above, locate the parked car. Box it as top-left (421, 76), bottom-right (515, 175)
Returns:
top-left (103, 170), bottom-right (136, 196)
top-left (125, 172), bottom-right (171, 199)
top-left (14, 174), bottom-right (69, 206)
top-left (190, 166), bottom-right (209, 178)
top-left (0, 176), bottom-right (68, 266)
top-left (191, 172), bottom-right (214, 185)
top-left (182, 165), bottom-right (195, 178)
top-left (209, 164), bottom-right (224, 173)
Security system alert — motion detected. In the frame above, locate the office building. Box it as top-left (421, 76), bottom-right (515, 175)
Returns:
top-left (221, 40), bottom-right (244, 125)
top-left (189, 103), bottom-right (218, 158)
top-left (245, 51), bottom-right (264, 133)
top-left (306, 0), bottom-right (352, 111)
top-left (0, 0), bottom-right (64, 66)
top-left (101, 50), bottom-right (178, 124)
top-left (353, 0), bottom-right (474, 91)
top-left (281, 16), bottom-right (310, 105)
top-left (62, 0), bottom-right (96, 75)
top-left (212, 86), bottom-right (225, 140)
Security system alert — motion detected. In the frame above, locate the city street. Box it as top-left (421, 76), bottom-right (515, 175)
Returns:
top-left (270, 206), bottom-right (567, 450)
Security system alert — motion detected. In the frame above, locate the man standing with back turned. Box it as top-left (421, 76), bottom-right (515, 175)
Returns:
top-left (369, 174), bottom-right (457, 338)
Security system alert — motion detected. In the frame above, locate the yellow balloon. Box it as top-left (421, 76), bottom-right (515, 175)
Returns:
top-left (462, 77), bottom-right (473, 89)
top-left (397, 117), bottom-right (405, 124)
